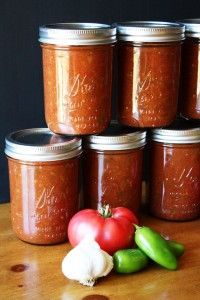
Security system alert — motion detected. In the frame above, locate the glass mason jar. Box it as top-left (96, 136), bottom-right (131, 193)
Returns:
top-left (179, 19), bottom-right (200, 120)
top-left (116, 21), bottom-right (185, 127)
top-left (39, 23), bottom-right (116, 135)
top-left (149, 125), bottom-right (200, 221)
top-left (5, 128), bottom-right (82, 244)
top-left (83, 123), bottom-right (146, 213)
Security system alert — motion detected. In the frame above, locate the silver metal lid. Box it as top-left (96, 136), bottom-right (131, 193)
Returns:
top-left (39, 23), bottom-right (116, 45)
top-left (5, 128), bottom-right (82, 162)
top-left (178, 19), bottom-right (200, 38)
top-left (116, 21), bottom-right (185, 42)
top-left (152, 127), bottom-right (200, 144)
top-left (85, 124), bottom-right (146, 150)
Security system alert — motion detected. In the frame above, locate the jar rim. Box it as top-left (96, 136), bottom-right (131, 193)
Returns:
top-left (152, 127), bottom-right (200, 144)
top-left (5, 128), bottom-right (82, 161)
top-left (116, 21), bottom-right (185, 42)
top-left (84, 127), bottom-right (147, 151)
top-left (38, 22), bottom-right (117, 45)
top-left (178, 19), bottom-right (200, 38)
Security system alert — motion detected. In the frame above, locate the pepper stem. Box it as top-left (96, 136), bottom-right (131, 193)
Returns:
top-left (134, 224), bottom-right (141, 230)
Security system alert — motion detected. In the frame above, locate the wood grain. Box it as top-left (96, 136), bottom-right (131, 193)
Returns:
top-left (0, 203), bottom-right (200, 300)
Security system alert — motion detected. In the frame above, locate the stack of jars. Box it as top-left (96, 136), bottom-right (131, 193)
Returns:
top-left (5, 21), bottom-right (200, 245)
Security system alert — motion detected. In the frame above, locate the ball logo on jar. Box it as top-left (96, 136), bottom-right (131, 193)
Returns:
top-left (66, 74), bottom-right (95, 98)
top-left (35, 185), bottom-right (69, 220)
top-left (164, 166), bottom-right (199, 198)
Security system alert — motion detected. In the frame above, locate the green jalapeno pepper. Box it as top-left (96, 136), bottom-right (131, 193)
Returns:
top-left (134, 225), bottom-right (177, 270)
top-left (113, 248), bottom-right (149, 274)
top-left (167, 240), bottom-right (185, 257)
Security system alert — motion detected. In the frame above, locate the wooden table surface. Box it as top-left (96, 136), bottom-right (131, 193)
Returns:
top-left (1, 203), bottom-right (200, 300)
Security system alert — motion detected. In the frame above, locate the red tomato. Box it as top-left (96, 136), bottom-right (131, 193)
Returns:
top-left (67, 206), bottom-right (138, 254)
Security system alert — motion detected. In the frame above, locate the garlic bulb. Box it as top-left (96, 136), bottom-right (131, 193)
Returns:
top-left (62, 237), bottom-right (113, 286)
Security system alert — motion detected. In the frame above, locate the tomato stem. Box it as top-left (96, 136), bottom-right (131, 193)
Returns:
top-left (99, 204), bottom-right (112, 218)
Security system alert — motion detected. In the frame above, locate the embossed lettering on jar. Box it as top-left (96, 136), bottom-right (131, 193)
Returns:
top-left (179, 19), bottom-right (200, 120)
top-left (149, 126), bottom-right (200, 221)
top-left (5, 128), bottom-right (82, 244)
top-left (39, 23), bottom-right (116, 135)
top-left (116, 21), bottom-right (185, 127)
top-left (83, 124), bottom-right (146, 213)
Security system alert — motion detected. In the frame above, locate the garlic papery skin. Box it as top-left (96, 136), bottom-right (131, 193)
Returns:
top-left (62, 237), bottom-right (113, 286)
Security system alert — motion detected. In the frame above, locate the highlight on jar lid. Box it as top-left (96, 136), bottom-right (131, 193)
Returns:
top-left (178, 19), bottom-right (200, 38)
top-left (5, 128), bottom-right (82, 161)
top-left (116, 21), bottom-right (185, 42)
top-left (84, 122), bottom-right (146, 150)
top-left (152, 123), bottom-right (200, 144)
top-left (38, 23), bottom-right (117, 45)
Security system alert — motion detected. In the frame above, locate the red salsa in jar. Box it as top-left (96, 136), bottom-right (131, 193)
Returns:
top-left (39, 23), bottom-right (116, 135)
top-left (83, 123), bottom-right (146, 213)
top-left (149, 123), bottom-right (200, 221)
top-left (116, 21), bottom-right (184, 127)
top-left (179, 19), bottom-right (200, 120)
top-left (5, 128), bottom-right (82, 244)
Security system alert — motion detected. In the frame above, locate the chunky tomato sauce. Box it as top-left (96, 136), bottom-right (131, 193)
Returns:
top-left (83, 148), bottom-right (144, 213)
top-left (8, 157), bottom-right (80, 244)
top-left (118, 42), bottom-right (181, 127)
top-left (180, 37), bottom-right (200, 120)
top-left (149, 142), bottom-right (200, 221)
top-left (41, 44), bottom-right (114, 135)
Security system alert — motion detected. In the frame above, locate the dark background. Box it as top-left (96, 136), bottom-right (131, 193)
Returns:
top-left (0, 0), bottom-right (200, 203)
